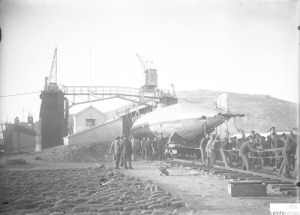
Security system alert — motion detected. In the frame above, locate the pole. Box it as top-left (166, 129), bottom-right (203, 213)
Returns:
top-left (294, 1), bottom-right (300, 181)
top-left (89, 49), bottom-right (92, 105)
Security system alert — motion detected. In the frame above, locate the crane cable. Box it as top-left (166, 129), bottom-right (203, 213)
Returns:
top-left (0, 91), bottom-right (40, 98)
top-left (233, 117), bottom-right (241, 132)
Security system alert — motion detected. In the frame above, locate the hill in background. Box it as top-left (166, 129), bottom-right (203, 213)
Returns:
top-left (176, 89), bottom-right (298, 134)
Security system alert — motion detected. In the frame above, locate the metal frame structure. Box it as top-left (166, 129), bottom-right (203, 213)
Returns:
top-left (61, 85), bottom-right (176, 108)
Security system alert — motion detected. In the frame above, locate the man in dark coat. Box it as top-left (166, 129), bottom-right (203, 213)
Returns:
top-left (122, 136), bottom-right (133, 169)
top-left (269, 126), bottom-right (283, 169)
top-left (279, 128), bottom-right (298, 177)
top-left (109, 136), bottom-right (122, 169)
top-left (239, 138), bottom-right (257, 171)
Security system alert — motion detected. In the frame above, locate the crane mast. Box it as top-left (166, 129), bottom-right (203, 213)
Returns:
top-left (49, 48), bottom-right (57, 84)
top-left (45, 48), bottom-right (58, 91)
top-left (136, 53), bottom-right (158, 90)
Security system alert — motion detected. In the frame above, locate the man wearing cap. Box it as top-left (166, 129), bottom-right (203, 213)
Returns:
top-left (279, 128), bottom-right (299, 177)
top-left (269, 126), bottom-right (282, 169)
top-left (248, 130), bottom-right (256, 140)
top-left (109, 136), bottom-right (122, 169)
top-left (239, 137), bottom-right (258, 171)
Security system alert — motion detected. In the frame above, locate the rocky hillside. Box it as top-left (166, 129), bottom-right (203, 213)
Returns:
top-left (176, 89), bottom-right (298, 134)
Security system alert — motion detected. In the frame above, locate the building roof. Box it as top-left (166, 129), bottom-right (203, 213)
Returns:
top-left (74, 105), bottom-right (105, 117)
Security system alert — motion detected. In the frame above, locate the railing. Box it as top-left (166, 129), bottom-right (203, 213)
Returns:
top-left (62, 86), bottom-right (176, 98)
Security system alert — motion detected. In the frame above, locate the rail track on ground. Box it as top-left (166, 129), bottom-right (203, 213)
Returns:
top-left (166, 158), bottom-right (300, 198)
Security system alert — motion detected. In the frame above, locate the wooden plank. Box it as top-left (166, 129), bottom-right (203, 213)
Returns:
top-left (213, 165), bottom-right (297, 184)
top-left (243, 177), bottom-right (270, 181)
top-left (229, 180), bottom-right (263, 184)
top-left (277, 187), bottom-right (300, 192)
top-left (262, 181), bottom-right (293, 185)
top-left (270, 184), bottom-right (296, 189)
top-left (227, 174), bottom-right (257, 179)
top-left (209, 170), bottom-right (233, 174)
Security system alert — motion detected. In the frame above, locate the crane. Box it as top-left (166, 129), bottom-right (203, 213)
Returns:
top-left (44, 48), bottom-right (58, 91)
top-left (49, 47), bottom-right (57, 84)
top-left (136, 53), bottom-right (158, 104)
top-left (136, 53), bottom-right (156, 73)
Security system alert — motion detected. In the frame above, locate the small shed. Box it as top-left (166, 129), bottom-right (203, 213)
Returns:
top-left (73, 105), bottom-right (106, 133)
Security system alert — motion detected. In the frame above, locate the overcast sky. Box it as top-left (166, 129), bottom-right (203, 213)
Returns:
top-left (0, 0), bottom-right (299, 123)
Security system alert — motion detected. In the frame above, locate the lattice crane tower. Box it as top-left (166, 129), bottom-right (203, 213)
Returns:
top-left (136, 53), bottom-right (158, 90)
top-left (49, 48), bottom-right (57, 84)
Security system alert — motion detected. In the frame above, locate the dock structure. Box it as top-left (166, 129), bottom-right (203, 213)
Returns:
top-left (40, 84), bottom-right (178, 150)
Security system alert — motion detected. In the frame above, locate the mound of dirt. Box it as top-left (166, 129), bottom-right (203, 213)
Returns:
top-left (29, 141), bottom-right (112, 163)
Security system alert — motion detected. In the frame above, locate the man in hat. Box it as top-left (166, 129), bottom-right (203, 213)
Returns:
top-left (239, 137), bottom-right (258, 171)
top-left (122, 135), bottom-right (133, 169)
top-left (269, 126), bottom-right (282, 168)
top-left (249, 130), bottom-right (256, 140)
top-left (109, 136), bottom-right (122, 169)
top-left (279, 128), bottom-right (299, 177)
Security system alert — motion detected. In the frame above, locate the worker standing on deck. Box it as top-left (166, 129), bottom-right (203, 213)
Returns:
top-left (220, 137), bottom-right (233, 168)
top-left (279, 128), bottom-right (298, 177)
top-left (199, 134), bottom-right (210, 165)
top-left (239, 138), bottom-right (257, 171)
top-left (109, 136), bottom-right (122, 169)
top-left (122, 136), bottom-right (133, 169)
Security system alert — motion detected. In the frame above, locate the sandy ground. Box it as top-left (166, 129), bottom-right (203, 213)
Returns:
top-left (0, 155), bottom-right (299, 215)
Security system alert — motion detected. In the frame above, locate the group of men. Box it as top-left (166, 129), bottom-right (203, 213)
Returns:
top-left (109, 127), bottom-right (299, 178)
top-left (199, 126), bottom-right (299, 178)
top-left (109, 133), bottom-right (166, 169)
top-left (109, 135), bottom-right (133, 169)
top-left (140, 134), bottom-right (166, 161)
